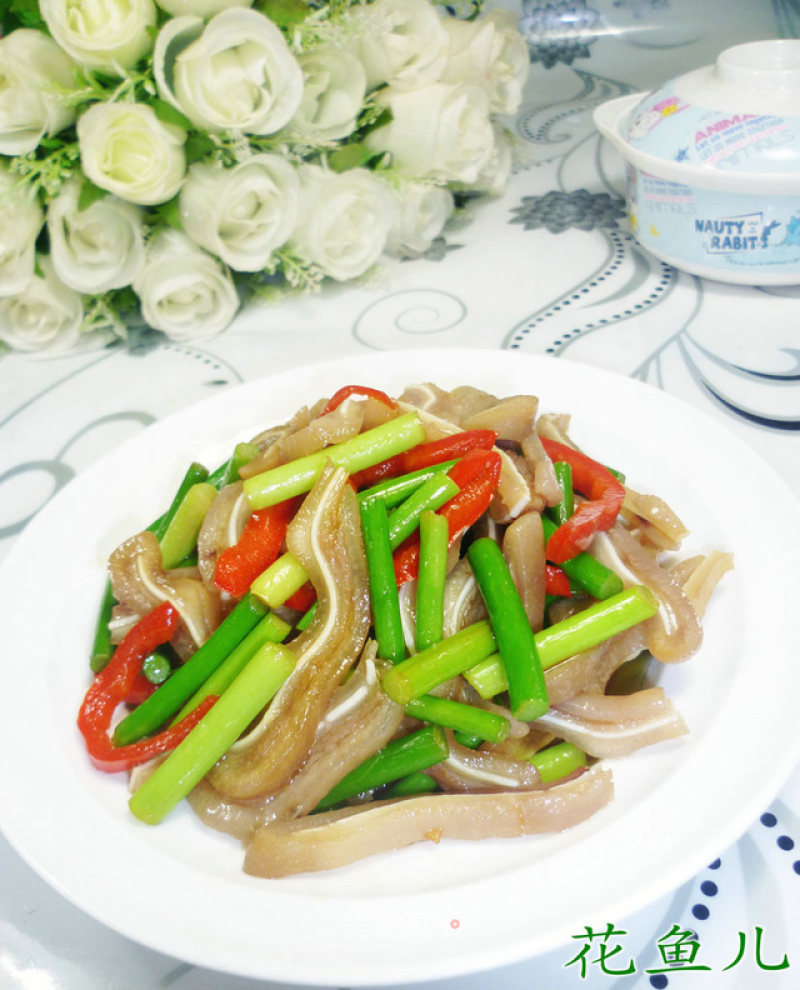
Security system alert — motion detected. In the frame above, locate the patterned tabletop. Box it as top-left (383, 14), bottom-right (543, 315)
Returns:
top-left (1, 2), bottom-right (799, 989)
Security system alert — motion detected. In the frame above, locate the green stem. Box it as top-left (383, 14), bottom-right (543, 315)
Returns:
top-left (90, 581), bottom-right (117, 673)
top-left (381, 621), bottom-right (497, 705)
top-left (358, 461), bottom-right (456, 509)
top-left (129, 642), bottom-right (296, 825)
top-left (242, 412), bottom-right (426, 509)
top-left (113, 594), bottom-right (268, 746)
top-left (529, 742), bottom-right (587, 782)
top-left (406, 694), bottom-right (509, 744)
top-left (386, 473), bottom-right (459, 549)
top-left (381, 770), bottom-right (439, 798)
top-left (316, 725), bottom-right (448, 811)
top-left (415, 509), bottom-right (448, 651)
top-left (208, 441), bottom-right (261, 489)
top-left (360, 497), bottom-right (406, 664)
top-left (173, 611), bottom-right (292, 721)
top-left (464, 585), bottom-right (659, 699)
top-left (541, 515), bottom-right (623, 600)
top-left (550, 461), bottom-right (574, 526)
top-left (249, 552), bottom-right (309, 607)
top-left (150, 462), bottom-right (210, 541)
top-left (159, 482), bottom-right (218, 569)
top-left (467, 538), bottom-right (548, 721)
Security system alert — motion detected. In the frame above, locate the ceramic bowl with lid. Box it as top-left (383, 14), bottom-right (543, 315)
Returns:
top-left (594, 40), bottom-right (800, 284)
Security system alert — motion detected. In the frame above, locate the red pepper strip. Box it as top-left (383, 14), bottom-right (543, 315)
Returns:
top-left (352, 428), bottom-right (498, 489)
top-left (322, 385), bottom-right (397, 416)
top-left (393, 448), bottom-right (502, 585)
top-left (124, 671), bottom-right (157, 706)
top-left (77, 602), bottom-right (217, 773)
top-left (284, 581), bottom-right (317, 612)
top-left (540, 437), bottom-right (626, 564)
top-left (545, 564), bottom-right (572, 598)
top-left (214, 497), bottom-right (299, 598)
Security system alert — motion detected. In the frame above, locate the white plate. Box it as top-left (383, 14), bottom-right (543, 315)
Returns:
top-left (1, 350), bottom-right (798, 987)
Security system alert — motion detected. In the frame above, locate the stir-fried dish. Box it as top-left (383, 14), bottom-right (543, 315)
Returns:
top-left (78, 382), bottom-right (732, 877)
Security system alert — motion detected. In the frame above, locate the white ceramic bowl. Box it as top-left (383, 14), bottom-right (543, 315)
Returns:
top-left (594, 40), bottom-right (800, 284)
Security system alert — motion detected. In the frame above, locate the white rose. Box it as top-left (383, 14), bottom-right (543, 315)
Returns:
top-left (384, 182), bottom-right (454, 259)
top-left (291, 46), bottom-right (366, 143)
top-left (0, 256), bottom-right (83, 356)
top-left (47, 179), bottom-right (146, 294)
top-left (0, 29), bottom-right (79, 155)
top-left (179, 155), bottom-right (299, 271)
top-left (0, 165), bottom-right (43, 297)
top-left (289, 165), bottom-right (394, 282)
top-left (77, 102), bottom-right (186, 206)
top-left (348, 0), bottom-right (449, 91)
top-left (156, 0), bottom-right (252, 15)
top-left (467, 123), bottom-right (513, 197)
top-left (39, 0), bottom-right (157, 75)
top-left (440, 10), bottom-right (530, 116)
top-left (154, 9), bottom-right (303, 135)
top-left (366, 82), bottom-right (495, 185)
top-left (133, 229), bottom-right (239, 341)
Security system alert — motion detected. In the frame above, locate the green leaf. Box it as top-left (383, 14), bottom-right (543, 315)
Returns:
top-left (5, 0), bottom-right (47, 31)
top-left (328, 142), bottom-right (378, 173)
top-left (185, 132), bottom-right (217, 165)
top-left (155, 196), bottom-right (183, 232)
top-left (78, 179), bottom-right (110, 212)
top-left (255, 0), bottom-right (311, 28)
top-left (151, 98), bottom-right (192, 132)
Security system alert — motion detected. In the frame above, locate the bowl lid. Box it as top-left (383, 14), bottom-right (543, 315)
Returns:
top-left (624, 40), bottom-right (800, 174)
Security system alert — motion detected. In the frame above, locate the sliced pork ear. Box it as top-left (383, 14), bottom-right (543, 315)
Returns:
top-left (196, 482), bottom-right (250, 589)
top-left (441, 557), bottom-right (487, 638)
top-left (240, 406), bottom-right (313, 479)
top-left (277, 398), bottom-right (365, 462)
top-left (535, 688), bottom-right (688, 759)
top-left (426, 732), bottom-right (544, 793)
top-left (502, 511), bottom-right (546, 632)
top-left (188, 653), bottom-right (404, 838)
top-left (208, 461), bottom-right (371, 800)
top-left (594, 527), bottom-right (703, 664)
top-left (520, 430), bottom-right (562, 507)
top-left (398, 383), bottom-right (498, 424)
top-left (242, 765), bottom-right (614, 877)
top-left (108, 530), bottom-right (222, 656)
top-left (462, 394), bottom-right (538, 442)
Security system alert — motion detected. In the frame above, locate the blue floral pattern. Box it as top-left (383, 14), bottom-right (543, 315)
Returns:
top-left (519, 0), bottom-right (602, 67)
top-left (510, 189), bottom-right (626, 233)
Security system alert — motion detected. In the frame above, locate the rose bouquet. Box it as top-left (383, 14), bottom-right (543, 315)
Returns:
top-left (0, 0), bottom-right (529, 356)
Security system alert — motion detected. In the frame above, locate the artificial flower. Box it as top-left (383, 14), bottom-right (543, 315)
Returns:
top-left (0, 30), bottom-right (79, 156)
top-left (179, 155), bottom-right (300, 271)
top-left (153, 8), bottom-right (304, 135)
top-left (367, 81), bottom-right (496, 185)
top-left (291, 46), bottom-right (367, 143)
top-left (47, 179), bottom-right (146, 293)
top-left (440, 10), bottom-right (531, 116)
top-left (0, 255), bottom-right (83, 355)
top-left (133, 229), bottom-right (239, 341)
top-left (384, 182), bottom-right (455, 258)
top-left (39, 0), bottom-right (157, 75)
top-left (348, 0), bottom-right (450, 91)
top-left (0, 164), bottom-right (44, 297)
top-left (77, 102), bottom-right (187, 206)
top-left (289, 165), bottom-right (394, 282)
